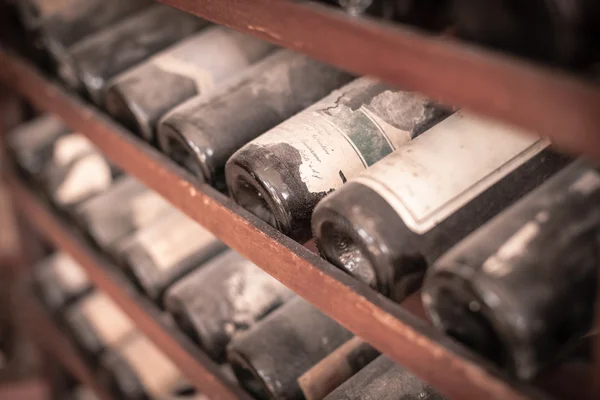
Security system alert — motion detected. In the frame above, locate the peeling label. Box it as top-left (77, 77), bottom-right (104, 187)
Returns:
top-left (80, 293), bottom-right (134, 346)
top-left (353, 111), bottom-right (549, 234)
top-left (121, 336), bottom-right (184, 398)
top-left (53, 134), bottom-right (95, 167)
top-left (54, 153), bottom-right (112, 205)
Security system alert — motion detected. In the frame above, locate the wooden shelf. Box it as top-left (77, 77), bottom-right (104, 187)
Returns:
top-left (155, 0), bottom-right (600, 161)
top-left (0, 50), bottom-right (557, 400)
top-left (21, 291), bottom-right (112, 400)
top-left (7, 176), bottom-right (250, 400)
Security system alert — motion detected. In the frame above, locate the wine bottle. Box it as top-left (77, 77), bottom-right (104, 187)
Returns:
top-left (226, 77), bottom-right (450, 242)
top-left (73, 176), bottom-right (174, 254)
top-left (324, 355), bottom-right (445, 400)
top-left (37, 0), bottom-right (150, 67)
top-left (164, 250), bottom-right (294, 361)
top-left (41, 134), bottom-right (114, 208)
top-left (298, 337), bottom-right (380, 400)
top-left (312, 111), bottom-right (571, 302)
top-left (115, 209), bottom-right (228, 305)
top-left (98, 333), bottom-right (200, 400)
top-left (227, 297), bottom-right (353, 400)
top-left (64, 292), bottom-right (136, 360)
top-left (58, 4), bottom-right (206, 103)
top-left (32, 252), bottom-right (92, 313)
top-left (157, 50), bottom-right (353, 189)
top-left (422, 160), bottom-right (600, 380)
top-left (6, 114), bottom-right (67, 180)
top-left (105, 26), bottom-right (275, 141)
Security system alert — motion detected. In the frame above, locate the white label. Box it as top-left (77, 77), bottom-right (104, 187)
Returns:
top-left (152, 54), bottom-right (216, 93)
top-left (130, 190), bottom-right (172, 228)
top-left (54, 153), bottom-right (112, 205)
top-left (80, 293), bottom-right (134, 346)
top-left (52, 253), bottom-right (89, 292)
top-left (53, 134), bottom-right (95, 167)
top-left (121, 336), bottom-right (184, 398)
top-left (129, 211), bottom-right (218, 271)
top-left (353, 111), bottom-right (549, 234)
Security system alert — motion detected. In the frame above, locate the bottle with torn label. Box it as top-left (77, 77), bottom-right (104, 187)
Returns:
top-left (157, 50), bottom-right (353, 189)
top-left (35, 0), bottom-right (150, 68)
top-left (58, 4), bottom-right (207, 103)
top-left (298, 337), bottom-right (380, 400)
top-left (73, 176), bottom-right (174, 255)
top-left (105, 26), bottom-right (275, 141)
top-left (115, 209), bottom-right (228, 305)
top-left (32, 252), bottom-right (92, 314)
top-left (312, 111), bottom-right (571, 302)
top-left (64, 291), bottom-right (136, 361)
top-left (98, 333), bottom-right (202, 400)
top-left (41, 133), bottom-right (115, 208)
top-left (225, 77), bottom-right (450, 242)
top-left (6, 114), bottom-right (67, 181)
top-left (324, 355), bottom-right (445, 400)
top-left (227, 297), bottom-right (353, 400)
top-left (422, 160), bottom-right (600, 381)
top-left (164, 250), bottom-right (295, 361)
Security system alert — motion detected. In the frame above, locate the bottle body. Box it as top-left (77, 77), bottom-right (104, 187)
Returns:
top-left (226, 77), bottom-right (450, 242)
top-left (60, 4), bottom-right (206, 103)
top-left (157, 50), bottom-right (353, 189)
top-left (422, 160), bottom-right (600, 380)
top-left (64, 292), bottom-right (136, 361)
top-left (324, 355), bottom-right (445, 400)
top-left (312, 111), bottom-right (571, 301)
top-left (32, 252), bottom-right (92, 314)
top-left (227, 297), bottom-right (353, 400)
top-left (164, 250), bottom-right (294, 361)
top-left (106, 26), bottom-right (274, 141)
top-left (74, 176), bottom-right (174, 254)
top-left (116, 209), bottom-right (228, 305)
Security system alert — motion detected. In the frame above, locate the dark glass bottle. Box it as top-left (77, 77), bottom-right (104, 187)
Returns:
top-left (324, 355), bottom-right (445, 400)
top-left (105, 26), bottom-right (274, 141)
top-left (64, 292), bottom-right (136, 361)
top-left (57, 4), bottom-right (206, 103)
top-left (157, 49), bottom-right (353, 190)
top-left (73, 176), bottom-right (174, 255)
top-left (226, 77), bottom-right (450, 242)
top-left (423, 160), bottom-right (600, 380)
top-left (116, 209), bottom-right (228, 305)
top-left (227, 297), bottom-right (353, 400)
top-left (32, 252), bottom-right (92, 314)
top-left (98, 334), bottom-right (200, 400)
top-left (164, 250), bottom-right (294, 362)
top-left (312, 111), bottom-right (571, 302)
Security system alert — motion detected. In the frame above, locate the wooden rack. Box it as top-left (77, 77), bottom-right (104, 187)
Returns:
top-left (0, 1), bottom-right (599, 399)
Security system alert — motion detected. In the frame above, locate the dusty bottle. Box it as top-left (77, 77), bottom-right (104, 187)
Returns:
top-left (36, 0), bottom-right (150, 66)
top-left (164, 250), bottom-right (295, 361)
top-left (64, 291), bottom-right (136, 361)
top-left (324, 355), bottom-right (445, 400)
top-left (227, 297), bottom-right (353, 400)
top-left (41, 134), bottom-right (114, 208)
top-left (58, 4), bottom-right (206, 103)
top-left (226, 77), bottom-right (450, 242)
top-left (115, 209), bottom-right (228, 305)
top-left (73, 176), bottom-right (174, 254)
top-left (105, 26), bottom-right (275, 141)
top-left (98, 333), bottom-right (201, 400)
top-left (298, 337), bottom-right (380, 400)
top-left (423, 160), bottom-right (600, 380)
top-left (33, 252), bottom-right (92, 313)
top-left (312, 111), bottom-right (571, 302)
top-left (6, 114), bottom-right (67, 180)
top-left (157, 50), bottom-right (353, 189)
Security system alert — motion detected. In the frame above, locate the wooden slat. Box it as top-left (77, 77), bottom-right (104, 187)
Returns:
top-left (0, 53), bottom-right (553, 400)
top-left (7, 177), bottom-right (251, 400)
top-left (158, 0), bottom-right (600, 161)
top-left (22, 293), bottom-right (112, 400)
